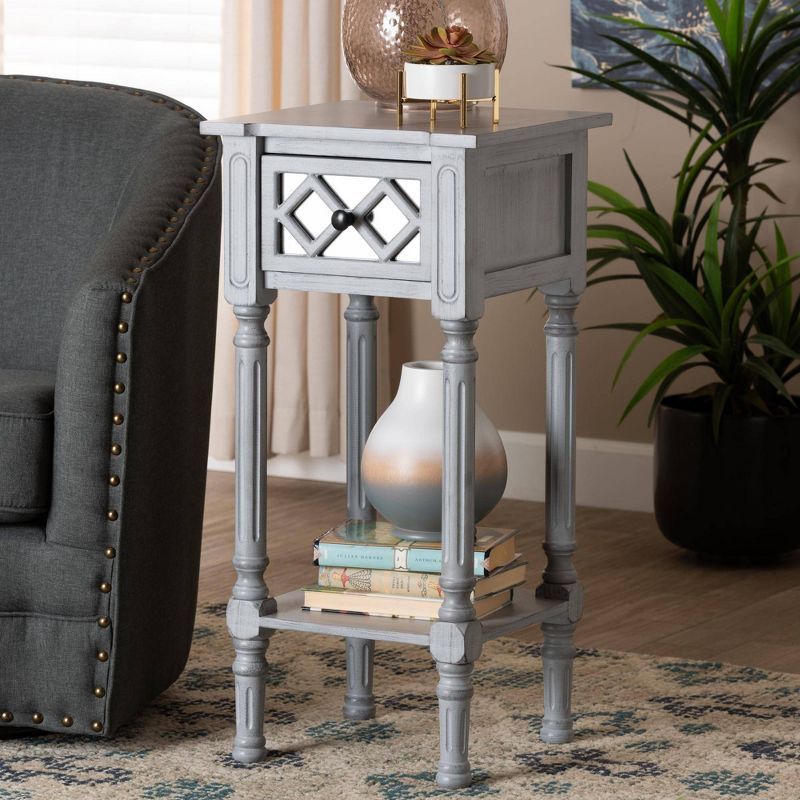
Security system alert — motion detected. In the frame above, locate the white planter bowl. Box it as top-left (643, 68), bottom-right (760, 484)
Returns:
top-left (404, 62), bottom-right (495, 101)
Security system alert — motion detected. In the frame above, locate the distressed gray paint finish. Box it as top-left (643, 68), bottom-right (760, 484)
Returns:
top-left (344, 295), bottom-right (379, 523)
top-left (201, 102), bottom-right (611, 149)
top-left (222, 138), bottom-right (272, 308)
top-left (343, 294), bottom-right (379, 720)
top-left (537, 294), bottom-right (581, 744)
top-left (255, 587), bottom-right (565, 644)
top-left (429, 319), bottom-right (482, 789)
top-left (202, 100), bottom-right (611, 786)
top-left (229, 303), bottom-right (276, 763)
top-left (343, 637), bottom-right (376, 720)
top-left (541, 621), bottom-right (577, 744)
top-left (477, 132), bottom-right (589, 299)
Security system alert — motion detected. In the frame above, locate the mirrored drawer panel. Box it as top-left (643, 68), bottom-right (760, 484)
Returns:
top-left (262, 155), bottom-right (431, 282)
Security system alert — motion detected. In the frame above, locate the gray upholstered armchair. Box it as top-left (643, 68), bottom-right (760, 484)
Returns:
top-left (0, 76), bottom-right (221, 736)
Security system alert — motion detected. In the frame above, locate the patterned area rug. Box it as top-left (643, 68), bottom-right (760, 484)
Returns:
top-left (1, 604), bottom-right (799, 799)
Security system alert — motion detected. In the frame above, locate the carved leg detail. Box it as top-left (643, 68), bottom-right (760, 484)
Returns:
top-left (343, 637), bottom-right (376, 720)
top-left (538, 294), bottom-right (580, 746)
top-left (540, 622), bottom-right (576, 744)
top-left (229, 304), bottom-right (275, 763)
top-left (343, 295), bottom-right (379, 718)
top-left (431, 319), bottom-right (482, 789)
top-left (436, 662), bottom-right (475, 788)
top-left (345, 294), bottom-right (379, 523)
top-left (232, 638), bottom-right (269, 762)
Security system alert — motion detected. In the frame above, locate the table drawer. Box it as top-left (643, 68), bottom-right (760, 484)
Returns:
top-left (262, 155), bottom-right (431, 282)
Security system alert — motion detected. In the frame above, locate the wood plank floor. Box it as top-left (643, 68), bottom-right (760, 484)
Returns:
top-left (200, 471), bottom-right (800, 673)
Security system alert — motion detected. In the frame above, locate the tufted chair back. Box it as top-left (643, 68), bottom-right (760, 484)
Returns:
top-left (0, 76), bottom-right (209, 371)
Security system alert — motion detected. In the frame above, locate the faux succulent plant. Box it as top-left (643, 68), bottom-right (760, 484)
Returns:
top-left (403, 25), bottom-right (496, 65)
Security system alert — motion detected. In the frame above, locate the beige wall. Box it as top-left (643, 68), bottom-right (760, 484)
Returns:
top-left (390, 0), bottom-right (800, 444)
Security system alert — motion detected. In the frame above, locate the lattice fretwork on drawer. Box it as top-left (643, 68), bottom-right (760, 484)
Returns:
top-left (263, 156), bottom-right (430, 278)
top-left (279, 173), bottom-right (421, 263)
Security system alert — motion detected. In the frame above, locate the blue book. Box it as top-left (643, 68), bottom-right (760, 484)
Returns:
top-left (313, 520), bottom-right (517, 577)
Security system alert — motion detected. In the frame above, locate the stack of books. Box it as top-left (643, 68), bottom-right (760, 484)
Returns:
top-left (302, 520), bottom-right (525, 621)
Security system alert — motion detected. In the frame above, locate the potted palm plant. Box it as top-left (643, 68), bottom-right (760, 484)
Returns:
top-left (568, 0), bottom-right (800, 559)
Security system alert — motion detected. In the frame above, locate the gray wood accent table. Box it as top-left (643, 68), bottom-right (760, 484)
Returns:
top-left (201, 101), bottom-right (611, 789)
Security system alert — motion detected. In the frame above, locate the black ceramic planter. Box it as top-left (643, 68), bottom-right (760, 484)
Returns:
top-left (654, 395), bottom-right (800, 560)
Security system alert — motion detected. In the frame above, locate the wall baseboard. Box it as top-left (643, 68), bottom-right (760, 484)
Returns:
top-left (499, 431), bottom-right (653, 513)
top-left (208, 452), bottom-right (346, 483)
top-left (208, 431), bottom-right (654, 514)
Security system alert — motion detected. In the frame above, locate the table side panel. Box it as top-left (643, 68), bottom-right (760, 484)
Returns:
top-left (472, 132), bottom-right (587, 298)
top-left (478, 132), bottom-right (588, 297)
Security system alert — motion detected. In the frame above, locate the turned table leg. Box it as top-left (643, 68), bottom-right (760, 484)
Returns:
top-left (537, 294), bottom-right (582, 744)
top-left (229, 303), bottom-right (277, 763)
top-left (344, 637), bottom-right (376, 720)
top-left (430, 319), bottom-right (483, 789)
top-left (342, 295), bottom-right (379, 720)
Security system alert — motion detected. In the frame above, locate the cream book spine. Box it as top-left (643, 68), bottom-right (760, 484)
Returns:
top-left (316, 566), bottom-right (443, 599)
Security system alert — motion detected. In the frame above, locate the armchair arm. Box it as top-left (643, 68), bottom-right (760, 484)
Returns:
top-left (46, 276), bottom-right (128, 549)
top-left (46, 151), bottom-right (221, 553)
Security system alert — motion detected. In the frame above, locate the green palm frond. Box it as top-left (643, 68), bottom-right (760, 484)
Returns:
top-left (557, 0), bottom-right (800, 438)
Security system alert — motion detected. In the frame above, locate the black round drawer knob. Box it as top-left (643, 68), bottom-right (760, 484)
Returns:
top-left (331, 209), bottom-right (356, 231)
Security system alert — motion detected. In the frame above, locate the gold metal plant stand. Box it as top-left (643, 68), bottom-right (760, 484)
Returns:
top-left (396, 67), bottom-right (500, 129)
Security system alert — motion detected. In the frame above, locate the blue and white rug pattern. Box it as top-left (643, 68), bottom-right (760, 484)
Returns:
top-left (1, 603), bottom-right (798, 798)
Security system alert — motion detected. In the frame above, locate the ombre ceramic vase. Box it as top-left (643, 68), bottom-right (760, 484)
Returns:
top-left (361, 361), bottom-right (507, 541)
top-left (342, 0), bottom-right (508, 105)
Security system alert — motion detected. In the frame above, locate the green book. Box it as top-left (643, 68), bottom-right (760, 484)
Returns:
top-left (313, 520), bottom-right (517, 577)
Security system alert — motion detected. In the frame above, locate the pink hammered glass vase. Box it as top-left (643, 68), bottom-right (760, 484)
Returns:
top-left (342, 0), bottom-right (508, 104)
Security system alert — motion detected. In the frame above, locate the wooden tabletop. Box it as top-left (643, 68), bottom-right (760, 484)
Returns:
top-left (200, 101), bottom-right (612, 149)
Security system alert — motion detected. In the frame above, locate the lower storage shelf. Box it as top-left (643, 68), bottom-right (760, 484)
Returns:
top-left (258, 587), bottom-right (567, 646)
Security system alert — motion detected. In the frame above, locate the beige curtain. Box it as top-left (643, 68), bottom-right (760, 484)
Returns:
top-left (209, 0), bottom-right (391, 461)
top-left (0, 2), bottom-right (5, 72)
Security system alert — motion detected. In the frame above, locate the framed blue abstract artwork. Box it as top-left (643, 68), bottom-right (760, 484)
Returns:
top-left (571, 0), bottom-right (787, 87)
